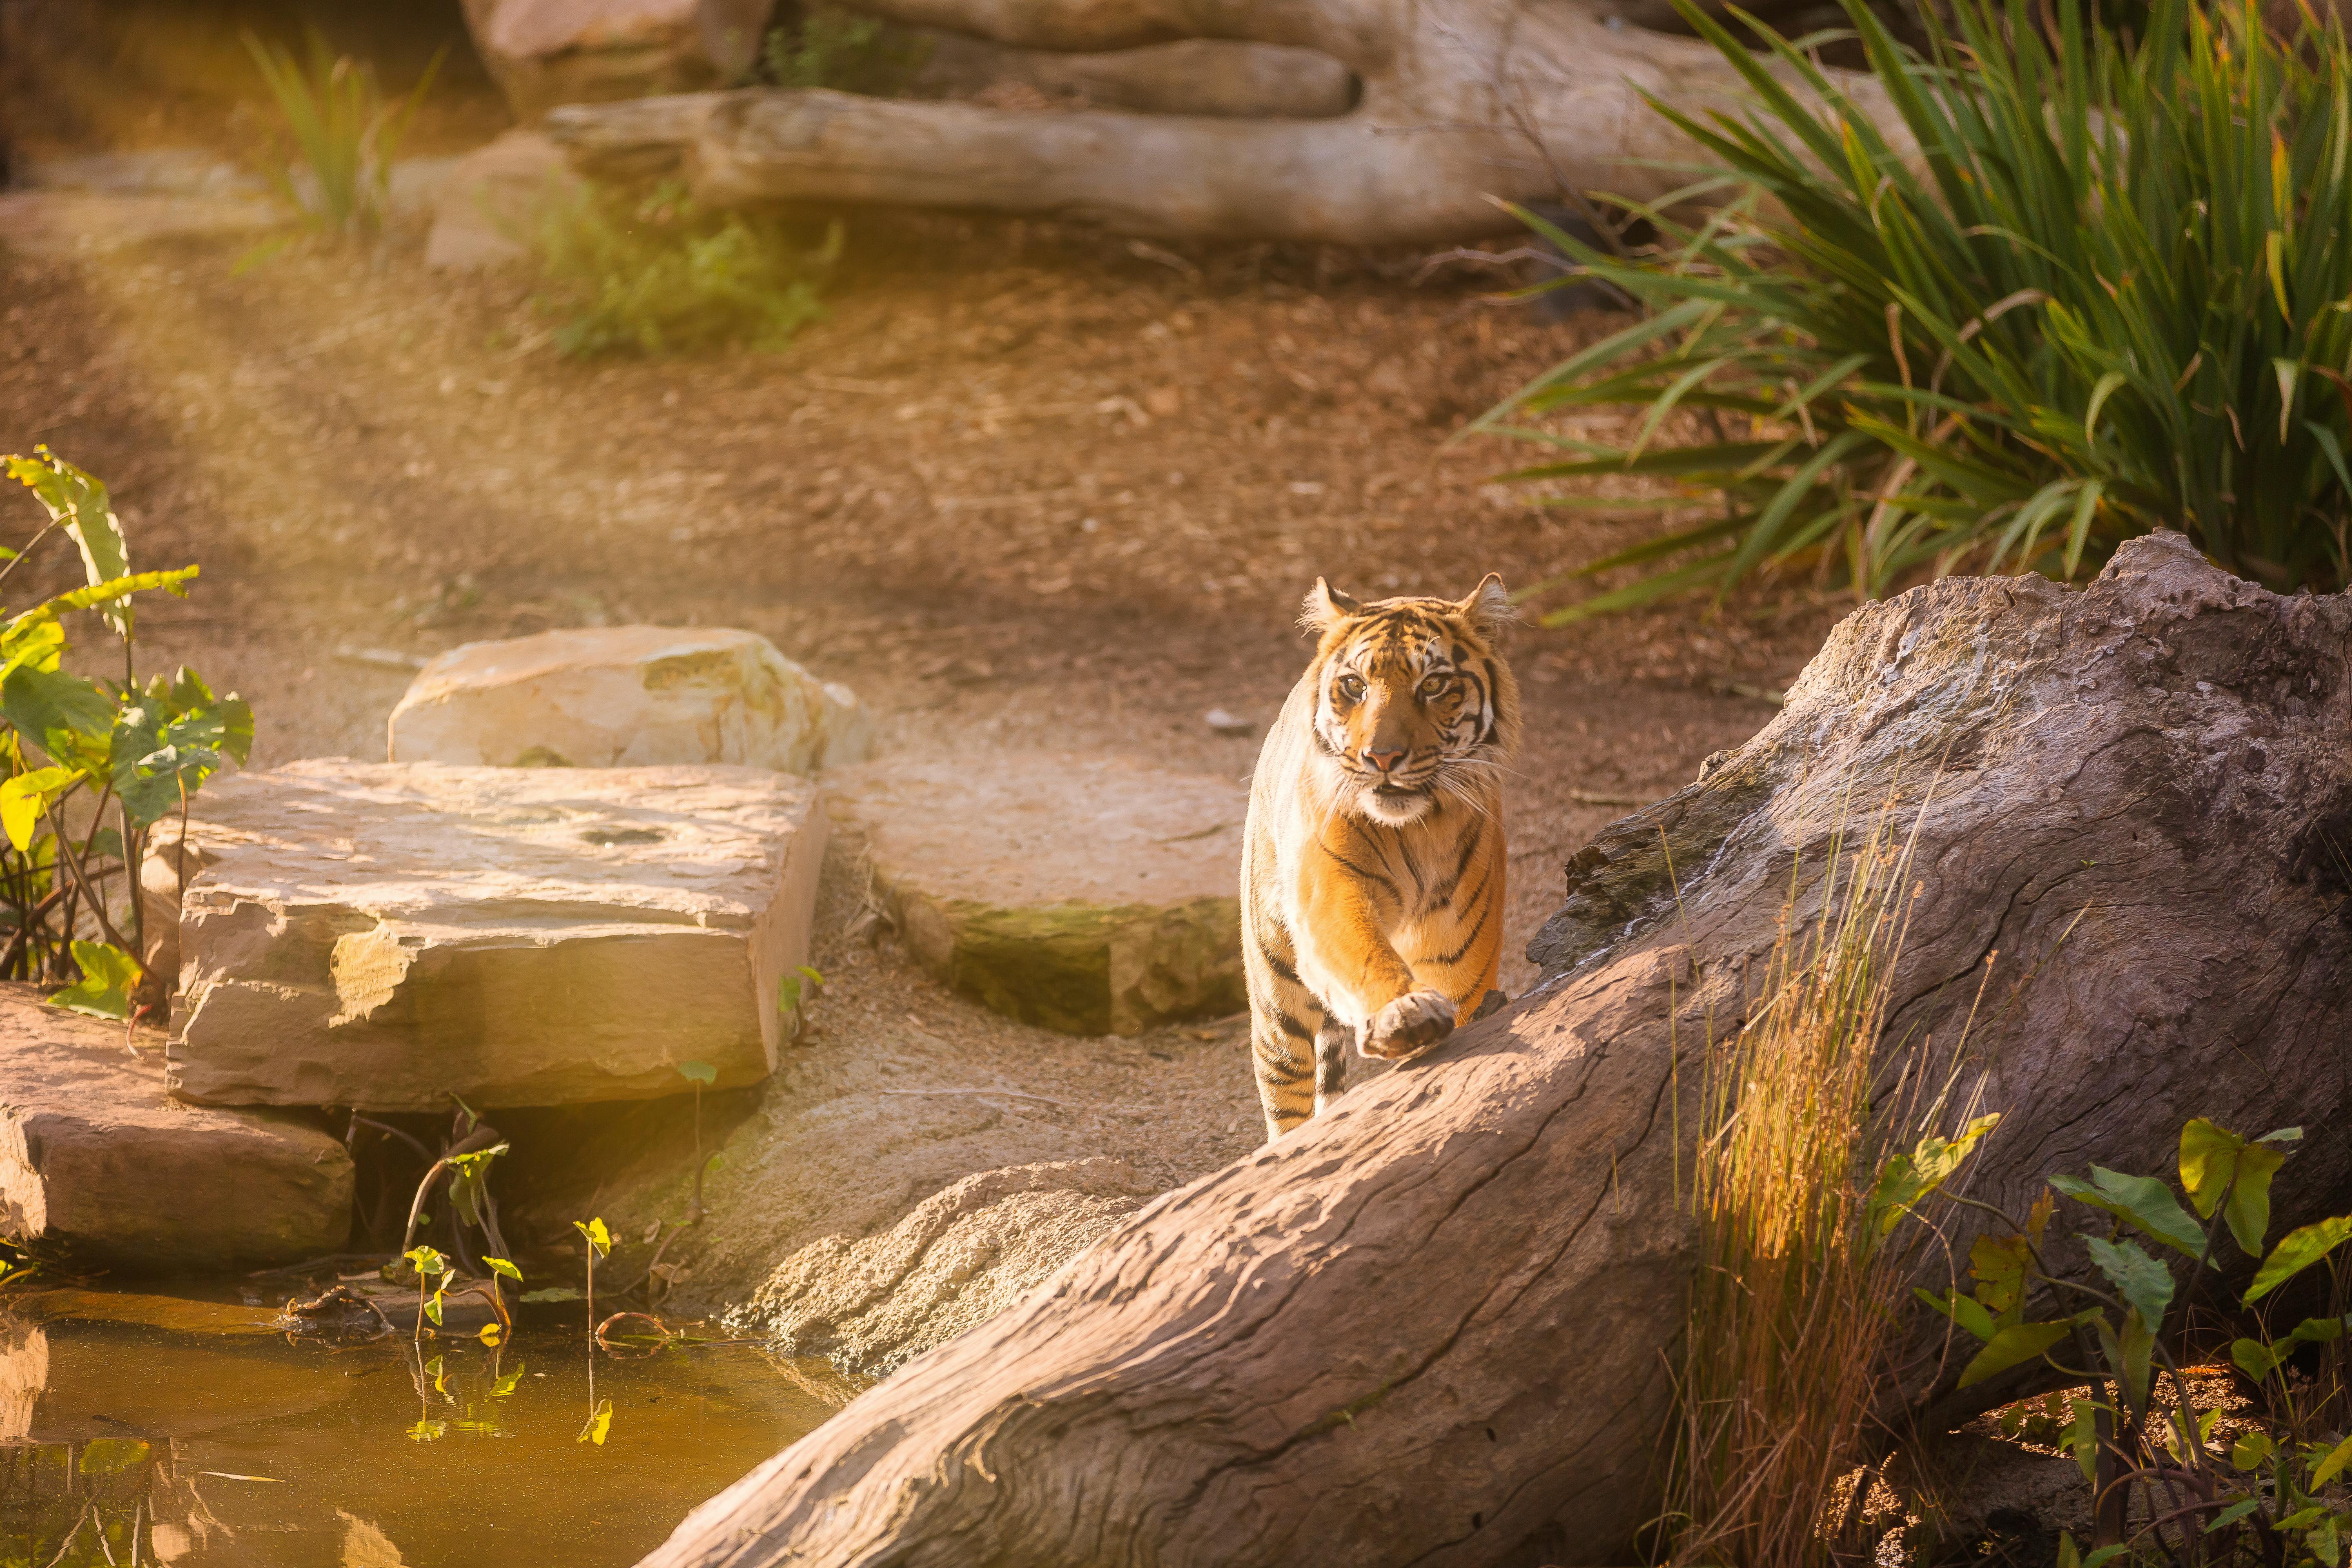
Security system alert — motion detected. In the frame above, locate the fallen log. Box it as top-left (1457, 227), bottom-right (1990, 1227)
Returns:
top-left (545, 0), bottom-right (1911, 244)
top-left (639, 532), bottom-right (2352, 1567)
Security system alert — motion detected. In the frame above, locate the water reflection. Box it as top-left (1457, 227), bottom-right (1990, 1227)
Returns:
top-left (0, 1311), bottom-right (840, 1567)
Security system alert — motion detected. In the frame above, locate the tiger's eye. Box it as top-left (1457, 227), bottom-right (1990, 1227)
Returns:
top-left (1418, 675), bottom-right (1452, 699)
top-left (1336, 673), bottom-right (1365, 701)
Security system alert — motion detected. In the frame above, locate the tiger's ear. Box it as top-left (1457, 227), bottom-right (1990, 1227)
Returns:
top-left (1453, 573), bottom-right (1516, 637)
top-left (1300, 577), bottom-right (1363, 633)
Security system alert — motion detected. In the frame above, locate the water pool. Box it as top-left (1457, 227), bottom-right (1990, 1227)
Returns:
top-left (0, 1307), bottom-right (839, 1567)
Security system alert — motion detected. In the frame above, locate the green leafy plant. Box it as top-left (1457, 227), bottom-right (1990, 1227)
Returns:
top-left (1483, 0), bottom-right (2352, 624)
top-left (530, 181), bottom-right (840, 359)
top-left (243, 28), bottom-right (441, 238)
top-left (763, 6), bottom-right (932, 94)
top-left (402, 1244), bottom-right (449, 1338)
top-left (1, 450), bottom-right (249, 1011)
top-left (575, 1216), bottom-right (612, 1336)
top-left (1917, 1116), bottom-right (2352, 1561)
top-left (481, 1254), bottom-right (522, 1332)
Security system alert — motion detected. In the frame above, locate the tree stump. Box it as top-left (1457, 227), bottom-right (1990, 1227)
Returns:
top-left (637, 533), bottom-right (2352, 1567)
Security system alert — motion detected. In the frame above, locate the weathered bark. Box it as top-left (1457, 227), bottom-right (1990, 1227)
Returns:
top-left (636, 532), bottom-right (2352, 1568)
top-left (546, 0), bottom-right (1910, 244)
top-left (913, 35), bottom-right (1358, 118)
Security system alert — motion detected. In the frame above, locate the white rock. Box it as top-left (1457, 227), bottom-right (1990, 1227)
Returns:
top-left (461, 0), bottom-right (777, 121)
top-left (0, 988), bottom-right (352, 1272)
top-left (388, 625), bottom-right (862, 774)
top-left (162, 760), bottom-right (826, 1110)
top-left (422, 129), bottom-right (583, 272)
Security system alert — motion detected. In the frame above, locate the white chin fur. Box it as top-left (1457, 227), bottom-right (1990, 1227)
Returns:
top-left (1357, 788), bottom-right (1433, 826)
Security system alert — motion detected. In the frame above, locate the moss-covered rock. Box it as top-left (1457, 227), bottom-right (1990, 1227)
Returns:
top-left (824, 754), bottom-right (1247, 1036)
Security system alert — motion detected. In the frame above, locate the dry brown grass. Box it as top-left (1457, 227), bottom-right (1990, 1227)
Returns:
top-left (1666, 796), bottom-right (1954, 1568)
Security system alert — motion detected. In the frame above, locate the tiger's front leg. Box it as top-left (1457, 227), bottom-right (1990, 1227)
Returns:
top-left (1290, 856), bottom-right (1458, 1063)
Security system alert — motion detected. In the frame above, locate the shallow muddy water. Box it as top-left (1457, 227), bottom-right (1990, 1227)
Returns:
top-left (0, 1310), bottom-right (839, 1567)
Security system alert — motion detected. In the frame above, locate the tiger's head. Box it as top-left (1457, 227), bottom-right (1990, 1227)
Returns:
top-left (1299, 575), bottom-right (1520, 827)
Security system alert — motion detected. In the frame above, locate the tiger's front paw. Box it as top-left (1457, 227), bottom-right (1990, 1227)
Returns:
top-left (1359, 989), bottom-right (1456, 1060)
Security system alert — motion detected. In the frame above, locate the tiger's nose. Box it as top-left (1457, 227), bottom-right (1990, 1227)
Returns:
top-left (1362, 748), bottom-right (1405, 775)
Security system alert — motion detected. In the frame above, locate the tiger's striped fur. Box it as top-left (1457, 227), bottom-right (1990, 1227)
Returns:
top-left (1241, 575), bottom-right (1519, 1140)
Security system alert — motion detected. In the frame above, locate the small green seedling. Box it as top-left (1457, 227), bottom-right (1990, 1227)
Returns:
top-left (574, 1217), bottom-right (611, 1338)
top-left (403, 1245), bottom-right (449, 1339)
top-left (679, 1061), bottom-right (719, 1225)
top-left (482, 1254), bottom-right (523, 1330)
top-left (777, 965), bottom-right (825, 1040)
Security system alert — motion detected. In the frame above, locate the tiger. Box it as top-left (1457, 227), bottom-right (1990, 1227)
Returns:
top-left (1240, 575), bottom-right (1519, 1140)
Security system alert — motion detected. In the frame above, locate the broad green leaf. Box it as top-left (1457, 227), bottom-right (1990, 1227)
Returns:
top-left (1917, 1285), bottom-right (1998, 1342)
top-left (2208, 1497), bottom-right (2264, 1531)
top-left (1867, 1114), bottom-right (2000, 1241)
top-left (0, 765), bottom-right (75, 852)
top-left (2247, 1216), bottom-right (2352, 1303)
top-left (2, 665), bottom-right (115, 773)
top-left (403, 1244), bottom-right (448, 1278)
top-left (77, 1438), bottom-right (150, 1474)
top-left (678, 1060), bottom-right (718, 1086)
top-left (2180, 1117), bottom-right (2246, 1217)
top-left (423, 1291), bottom-right (445, 1326)
top-left (2234, 1336), bottom-right (2288, 1381)
top-left (2312, 1431), bottom-right (2352, 1489)
top-left (578, 1398), bottom-right (613, 1446)
top-left (5, 450), bottom-right (136, 636)
top-left (2083, 1235), bottom-right (2174, 1327)
top-left (483, 1255), bottom-right (524, 1283)
top-left (49, 940), bottom-right (141, 1021)
top-left (1959, 1321), bottom-right (2073, 1388)
top-left (2051, 1167), bottom-right (2209, 1262)
top-left (2226, 1143), bottom-right (2288, 1256)
top-left (2233, 1431), bottom-right (2277, 1472)
top-left (2092, 1307), bottom-right (2157, 1412)
top-left (1971, 1232), bottom-right (2032, 1321)
top-left (575, 1216), bottom-right (612, 1258)
top-left (2065, 1397), bottom-right (2098, 1484)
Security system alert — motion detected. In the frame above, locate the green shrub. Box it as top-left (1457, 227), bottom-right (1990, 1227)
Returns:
top-left (1916, 1115), bottom-right (2352, 1566)
top-left (531, 181), bottom-right (841, 359)
top-left (763, 5), bottom-right (933, 95)
top-left (0, 450), bottom-right (251, 1013)
top-left (244, 29), bottom-right (440, 237)
top-left (1485, 0), bottom-right (2352, 624)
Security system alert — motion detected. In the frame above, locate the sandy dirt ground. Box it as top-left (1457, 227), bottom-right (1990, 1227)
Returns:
top-left (0, 18), bottom-right (1849, 1314)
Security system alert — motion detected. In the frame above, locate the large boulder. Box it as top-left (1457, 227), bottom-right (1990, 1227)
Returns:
top-left (386, 625), bottom-right (870, 773)
top-left (823, 753), bottom-right (1247, 1036)
top-left (736, 1158), bottom-right (1162, 1376)
top-left (0, 989), bottom-right (352, 1272)
top-left (461, 0), bottom-right (777, 122)
top-left (161, 760), bottom-right (826, 1110)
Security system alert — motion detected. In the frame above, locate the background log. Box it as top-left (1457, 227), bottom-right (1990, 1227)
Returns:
top-left (911, 36), bottom-right (1358, 118)
top-left (636, 532), bottom-right (2352, 1567)
top-left (547, 0), bottom-right (1911, 244)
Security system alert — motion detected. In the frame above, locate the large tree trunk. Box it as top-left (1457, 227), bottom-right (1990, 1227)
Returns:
top-left (544, 0), bottom-right (1910, 244)
top-left (637, 532), bottom-right (2352, 1568)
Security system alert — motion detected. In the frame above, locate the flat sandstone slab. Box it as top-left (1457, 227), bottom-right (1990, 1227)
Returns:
top-left (0, 989), bottom-right (352, 1272)
top-left (823, 753), bottom-right (1245, 1035)
top-left (165, 760), bottom-right (825, 1110)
